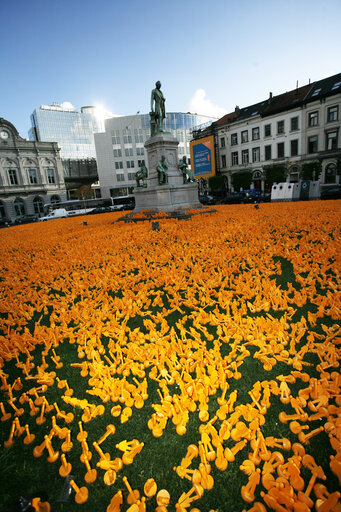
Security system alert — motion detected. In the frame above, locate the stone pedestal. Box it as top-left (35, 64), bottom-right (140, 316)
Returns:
top-left (133, 132), bottom-right (200, 213)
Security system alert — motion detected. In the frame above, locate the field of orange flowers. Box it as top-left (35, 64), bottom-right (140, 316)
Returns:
top-left (0, 201), bottom-right (340, 512)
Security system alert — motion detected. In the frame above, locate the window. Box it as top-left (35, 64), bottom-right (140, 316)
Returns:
top-left (117, 174), bottom-right (125, 182)
top-left (324, 163), bottom-right (337, 184)
top-left (126, 160), bottom-right (135, 169)
top-left (326, 130), bottom-right (338, 151)
top-left (220, 137), bottom-right (225, 148)
top-left (290, 139), bottom-right (298, 156)
top-left (128, 172), bottom-right (136, 181)
top-left (134, 128), bottom-right (143, 143)
top-left (277, 142), bottom-right (284, 158)
top-left (123, 129), bottom-right (132, 144)
top-left (138, 159), bottom-right (145, 167)
top-left (50, 195), bottom-right (61, 204)
top-left (242, 149), bottom-right (249, 164)
top-left (231, 133), bottom-right (238, 145)
top-left (33, 196), bottom-right (44, 215)
top-left (308, 136), bottom-right (318, 153)
top-left (264, 124), bottom-right (271, 137)
top-left (14, 198), bottom-right (25, 216)
top-left (277, 121), bottom-right (285, 134)
top-left (125, 148), bottom-right (133, 157)
top-left (265, 145), bottom-right (272, 160)
top-left (115, 161), bottom-right (123, 169)
top-left (327, 106), bottom-right (339, 122)
top-left (28, 168), bottom-right (38, 184)
top-left (291, 117), bottom-right (299, 131)
top-left (221, 155), bottom-right (226, 168)
top-left (241, 130), bottom-right (248, 143)
top-left (308, 111), bottom-right (318, 127)
top-left (311, 88), bottom-right (321, 97)
top-left (8, 169), bottom-right (18, 185)
top-left (112, 130), bottom-right (120, 144)
top-left (113, 149), bottom-right (122, 157)
top-left (47, 169), bottom-right (55, 184)
top-left (231, 152), bottom-right (239, 166)
top-left (252, 127), bottom-right (260, 140)
top-left (136, 147), bottom-right (144, 156)
top-left (252, 147), bottom-right (260, 162)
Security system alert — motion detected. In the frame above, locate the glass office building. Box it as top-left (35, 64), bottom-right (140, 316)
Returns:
top-left (29, 103), bottom-right (101, 159)
top-left (95, 112), bottom-right (216, 198)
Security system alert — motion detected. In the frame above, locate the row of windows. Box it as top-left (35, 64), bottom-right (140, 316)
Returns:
top-left (225, 118), bottom-right (299, 148)
top-left (113, 147), bottom-right (145, 157)
top-left (228, 131), bottom-right (339, 166)
top-left (116, 172), bottom-right (137, 182)
top-left (0, 194), bottom-right (61, 219)
top-left (3, 168), bottom-right (56, 186)
top-left (115, 161), bottom-right (135, 169)
top-left (222, 106), bottom-right (339, 148)
top-left (228, 141), bottom-right (299, 166)
top-left (308, 105), bottom-right (339, 126)
top-left (307, 131), bottom-right (339, 152)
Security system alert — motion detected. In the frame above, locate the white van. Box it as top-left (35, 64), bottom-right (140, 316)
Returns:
top-left (39, 208), bottom-right (68, 221)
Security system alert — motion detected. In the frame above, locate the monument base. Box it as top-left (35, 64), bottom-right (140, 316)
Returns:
top-left (133, 132), bottom-right (201, 213)
top-left (134, 182), bottom-right (200, 213)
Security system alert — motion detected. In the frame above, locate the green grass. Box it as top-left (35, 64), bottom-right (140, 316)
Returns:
top-left (0, 204), bottom-right (340, 512)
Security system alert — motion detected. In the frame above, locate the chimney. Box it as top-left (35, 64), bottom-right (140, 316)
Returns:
top-left (235, 105), bottom-right (240, 116)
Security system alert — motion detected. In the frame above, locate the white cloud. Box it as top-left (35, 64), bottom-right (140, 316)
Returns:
top-left (60, 101), bottom-right (76, 111)
top-left (188, 89), bottom-right (227, 118)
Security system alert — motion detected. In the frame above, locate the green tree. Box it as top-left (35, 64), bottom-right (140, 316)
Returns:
top-left (264, 164), bottom-right (287, 184)
top-left (74, 184), bottom-right (93, 200)
top-left (301, 161), bottom-right (322, 180)
top-left (208, 175), bottom-right (227, 195)
top-left (231, 171), bottom-right (252, 190)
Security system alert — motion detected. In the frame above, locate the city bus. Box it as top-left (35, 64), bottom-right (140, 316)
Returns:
top-left (111, 195), bottom-right (135, 211)
top-left (43, 197), bottom-right (114, 215)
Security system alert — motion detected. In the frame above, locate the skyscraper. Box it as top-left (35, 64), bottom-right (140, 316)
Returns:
top-left (29, 103), bottom-right (96, 159)
top-left (29, 102), bottom-right (119, 159)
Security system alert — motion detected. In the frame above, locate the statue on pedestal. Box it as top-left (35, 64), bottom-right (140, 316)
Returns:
top-left (179, 156), bottom-right (195, 183)
top-left (156, 155), bottom-right (168, 185)
top-left (150, 81), bottom-right (166, 135)
top-left (135, 162), bottom-right (148, 188)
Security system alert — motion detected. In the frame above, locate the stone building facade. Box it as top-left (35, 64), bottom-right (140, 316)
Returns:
top-left (0, 118), bottom-right (67, 221)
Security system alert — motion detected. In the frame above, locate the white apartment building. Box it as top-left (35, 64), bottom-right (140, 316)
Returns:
top-left (94, 113), bottom-right (216, 198)
top-left (193, 72), bottom-right (341, 193)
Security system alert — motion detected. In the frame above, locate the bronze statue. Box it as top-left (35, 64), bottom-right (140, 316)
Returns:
top-left (135, 162), bottom-right (148, 188)
top-left (179, 156), bottom-right (195, 183)
top-left (150, 81), bottom-right (166, 135)
top-left (156, 155), bottom-right (168, 185)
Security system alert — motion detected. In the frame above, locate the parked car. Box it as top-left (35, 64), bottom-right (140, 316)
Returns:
top-left (217, 192), bottom-right (244, 204)
top-left (199, 194), bottom-right (215, 205)
top-left (0, 216), bottom-right (12, 228)
top-left (13, 214), bottom-right (39, 225)
top-left (320, 185), bottom-right (341, 200)
top-left (87, 206), bottom-right (113, 215)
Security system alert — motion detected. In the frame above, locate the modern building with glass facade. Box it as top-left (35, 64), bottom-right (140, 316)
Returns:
top-left (94, 112), bottom-right (216, 198)
top-left (29, 103), bottom-right (98, 159)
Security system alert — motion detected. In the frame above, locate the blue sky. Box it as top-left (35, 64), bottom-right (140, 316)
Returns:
top-left (2, 0), bottom-right (341, 137)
